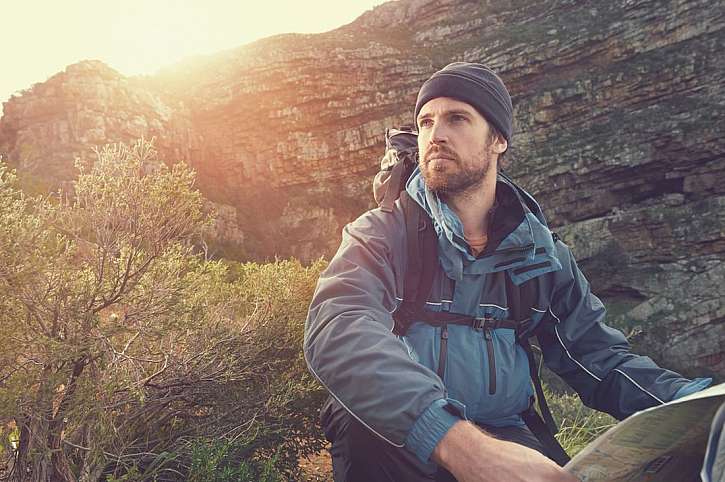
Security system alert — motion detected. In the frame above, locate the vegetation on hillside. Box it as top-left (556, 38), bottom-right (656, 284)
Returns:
top-left (0, 140), bottom-right (326, 481)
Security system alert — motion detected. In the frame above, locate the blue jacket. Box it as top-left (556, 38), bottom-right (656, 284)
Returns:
top-left (304, 168), bottom-right (708, 464)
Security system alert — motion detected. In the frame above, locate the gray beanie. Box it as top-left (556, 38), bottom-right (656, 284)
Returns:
top-left (414, 62), bottom-right (513, 145)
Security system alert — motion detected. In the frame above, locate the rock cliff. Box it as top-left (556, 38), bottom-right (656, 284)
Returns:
top-left (1, 0), bottom-right (723, 378)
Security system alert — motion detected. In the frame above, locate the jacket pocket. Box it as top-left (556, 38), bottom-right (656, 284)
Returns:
top-left (475, 328), bottom-right (532, 422)
top-left (428, 323), bottom-right (487, 415)
top-left (403, 320), bottom-right (533, 423)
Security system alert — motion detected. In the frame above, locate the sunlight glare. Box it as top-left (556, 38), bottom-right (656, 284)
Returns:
top-left (1, 0), bottom-right (387, 108)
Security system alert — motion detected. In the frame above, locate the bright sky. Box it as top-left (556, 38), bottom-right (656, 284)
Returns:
top-left (0, 0), bottom-right (387, 111)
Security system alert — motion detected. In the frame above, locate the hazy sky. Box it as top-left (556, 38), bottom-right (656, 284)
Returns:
top-left (1, 0), bottom-right (387, 110)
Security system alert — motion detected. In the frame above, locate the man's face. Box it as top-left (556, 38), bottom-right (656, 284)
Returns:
top-left (416, 97), bottom-right (505, 196)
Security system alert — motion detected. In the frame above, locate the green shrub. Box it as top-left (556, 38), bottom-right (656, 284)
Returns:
top-left (186, 439), bottom-right (283, 482)
top-left (0, 141), bottom-right (327, 482)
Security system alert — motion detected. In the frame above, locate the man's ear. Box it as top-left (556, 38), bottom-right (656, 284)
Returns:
top-left (491, 136), bottom-right (508, 154)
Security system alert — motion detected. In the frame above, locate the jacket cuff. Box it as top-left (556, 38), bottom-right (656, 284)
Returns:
top-left (405, 398), bottom-right (465, 463)
top-left (673, 377), bottom-right (713, 400)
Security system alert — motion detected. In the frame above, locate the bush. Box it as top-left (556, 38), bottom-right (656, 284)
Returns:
top-left (0, 140), bottom-right (327, 481)
top-left (185, 439), bottom-right (281, 482)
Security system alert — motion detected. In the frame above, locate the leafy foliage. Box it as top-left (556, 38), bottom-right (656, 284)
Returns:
top-left (0, 140), bottom-right (327, 481)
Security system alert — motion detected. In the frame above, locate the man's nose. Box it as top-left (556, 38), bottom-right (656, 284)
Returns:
top-left (429, 120), bottom-right (449, 144)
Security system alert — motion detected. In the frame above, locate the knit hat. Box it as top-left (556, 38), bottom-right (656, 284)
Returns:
top-left (414, 62), bottom-right (513, 146)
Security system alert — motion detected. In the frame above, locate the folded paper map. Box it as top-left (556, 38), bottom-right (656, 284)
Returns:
top-left (565, 383), bottom-right (725, 482)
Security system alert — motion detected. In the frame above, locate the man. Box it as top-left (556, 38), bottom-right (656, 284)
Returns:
top-left (303, 62), bottom-right (710, 482)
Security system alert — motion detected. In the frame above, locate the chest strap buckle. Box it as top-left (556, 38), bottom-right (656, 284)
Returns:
top-left (472, 316), bottom-right (493, 330)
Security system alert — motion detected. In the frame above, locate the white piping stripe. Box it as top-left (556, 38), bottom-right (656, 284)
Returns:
top-left (547, 307), bottom-right (560, 322)
top-left (531, 307), bottom-right (546, 313)
top-left (396, 299), bottom-right (510, 311)
top-left (303, 349), bottom-right (405, 448)
top-left (394, 297), bottom-right (453, 305)
top-left (551, 309), bottom-right (665, 404)
top-left (613, 369), bottom-right (665, 404)
top-left (550, 309), bottom-right (602, 382)
top-left (396, 298), bottom-right (510, 311)
top-left (402, 337), bottom-right (416, 359)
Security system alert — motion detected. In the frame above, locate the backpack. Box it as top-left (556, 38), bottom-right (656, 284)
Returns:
top-left (373, 126), bottom-right (419, 213)
top-left (372, 128), bottom-right (570, 466)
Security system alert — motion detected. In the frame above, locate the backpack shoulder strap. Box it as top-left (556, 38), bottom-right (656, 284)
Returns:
top-left (507, 273), bottom-right (571, 466)
top-left (393, 191), bottom-right (437, 336)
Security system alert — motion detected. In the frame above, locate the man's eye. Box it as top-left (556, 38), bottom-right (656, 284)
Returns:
top-left (451, 114), bottom-right (466, 122)
top-left (419, 119), bottom-right (433, 128)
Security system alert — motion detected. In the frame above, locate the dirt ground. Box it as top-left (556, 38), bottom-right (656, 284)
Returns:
top-left (299, 445), bottom-right (333, 481)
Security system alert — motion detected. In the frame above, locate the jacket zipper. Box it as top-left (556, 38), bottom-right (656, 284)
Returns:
top-left (483, 318), bottom-right (497, 395)
top-left (437, 324), bottom-right (448, 379)
top-left (494, 243), bottom-right (535, 256)
top-left (478, 243), bottom-right (535, 259)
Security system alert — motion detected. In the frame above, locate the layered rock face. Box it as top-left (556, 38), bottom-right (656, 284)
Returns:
top-left (0, 61), bottom-right (195, 185)
top-left (0, 61), bottom-right (246, 249)
top-left (0, 0), bottom-right (723, 378)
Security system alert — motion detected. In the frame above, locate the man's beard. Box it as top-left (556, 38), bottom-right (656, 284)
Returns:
top-left (419, 144), bottom-right (492, 196)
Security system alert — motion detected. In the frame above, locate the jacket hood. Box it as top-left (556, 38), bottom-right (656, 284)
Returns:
top-left (405, 168), bottom-right (561, 282)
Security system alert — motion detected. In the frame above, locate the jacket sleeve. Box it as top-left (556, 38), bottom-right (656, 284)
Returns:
top-left (303, 209), bottom-right (462, 462)
top-left (537, 241), bottom-right (704, 420)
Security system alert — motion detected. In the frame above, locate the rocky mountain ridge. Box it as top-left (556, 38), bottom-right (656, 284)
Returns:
top-left (1, 0), bottom-right (723, 378)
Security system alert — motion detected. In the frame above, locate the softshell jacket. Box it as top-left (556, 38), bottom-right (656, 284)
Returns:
top-left (304, 168), bottom-right (701, 463)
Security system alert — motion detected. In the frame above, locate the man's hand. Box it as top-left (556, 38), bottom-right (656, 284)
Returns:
top-left (432, 421), bottom-right (579, 482)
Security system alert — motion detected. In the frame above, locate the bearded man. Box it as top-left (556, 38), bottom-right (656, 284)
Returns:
top-left (303, 62), bottom-right (711, 482)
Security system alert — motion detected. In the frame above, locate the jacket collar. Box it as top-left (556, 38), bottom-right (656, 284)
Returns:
top-left (405, 168), bottom-right (560, 281)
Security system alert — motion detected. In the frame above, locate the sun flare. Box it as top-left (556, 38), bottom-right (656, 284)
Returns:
top-left (2, 0), bottom-right (385, 108)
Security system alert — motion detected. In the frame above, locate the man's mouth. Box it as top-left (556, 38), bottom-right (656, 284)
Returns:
top-left (425, 152), bottom-right (457, 162)
top-left (426, 154), bottom-right (458, 167)
top-left (426, 158), bottom-right (458, 172)
top-left (424, 147), bottom-right (458, 163)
